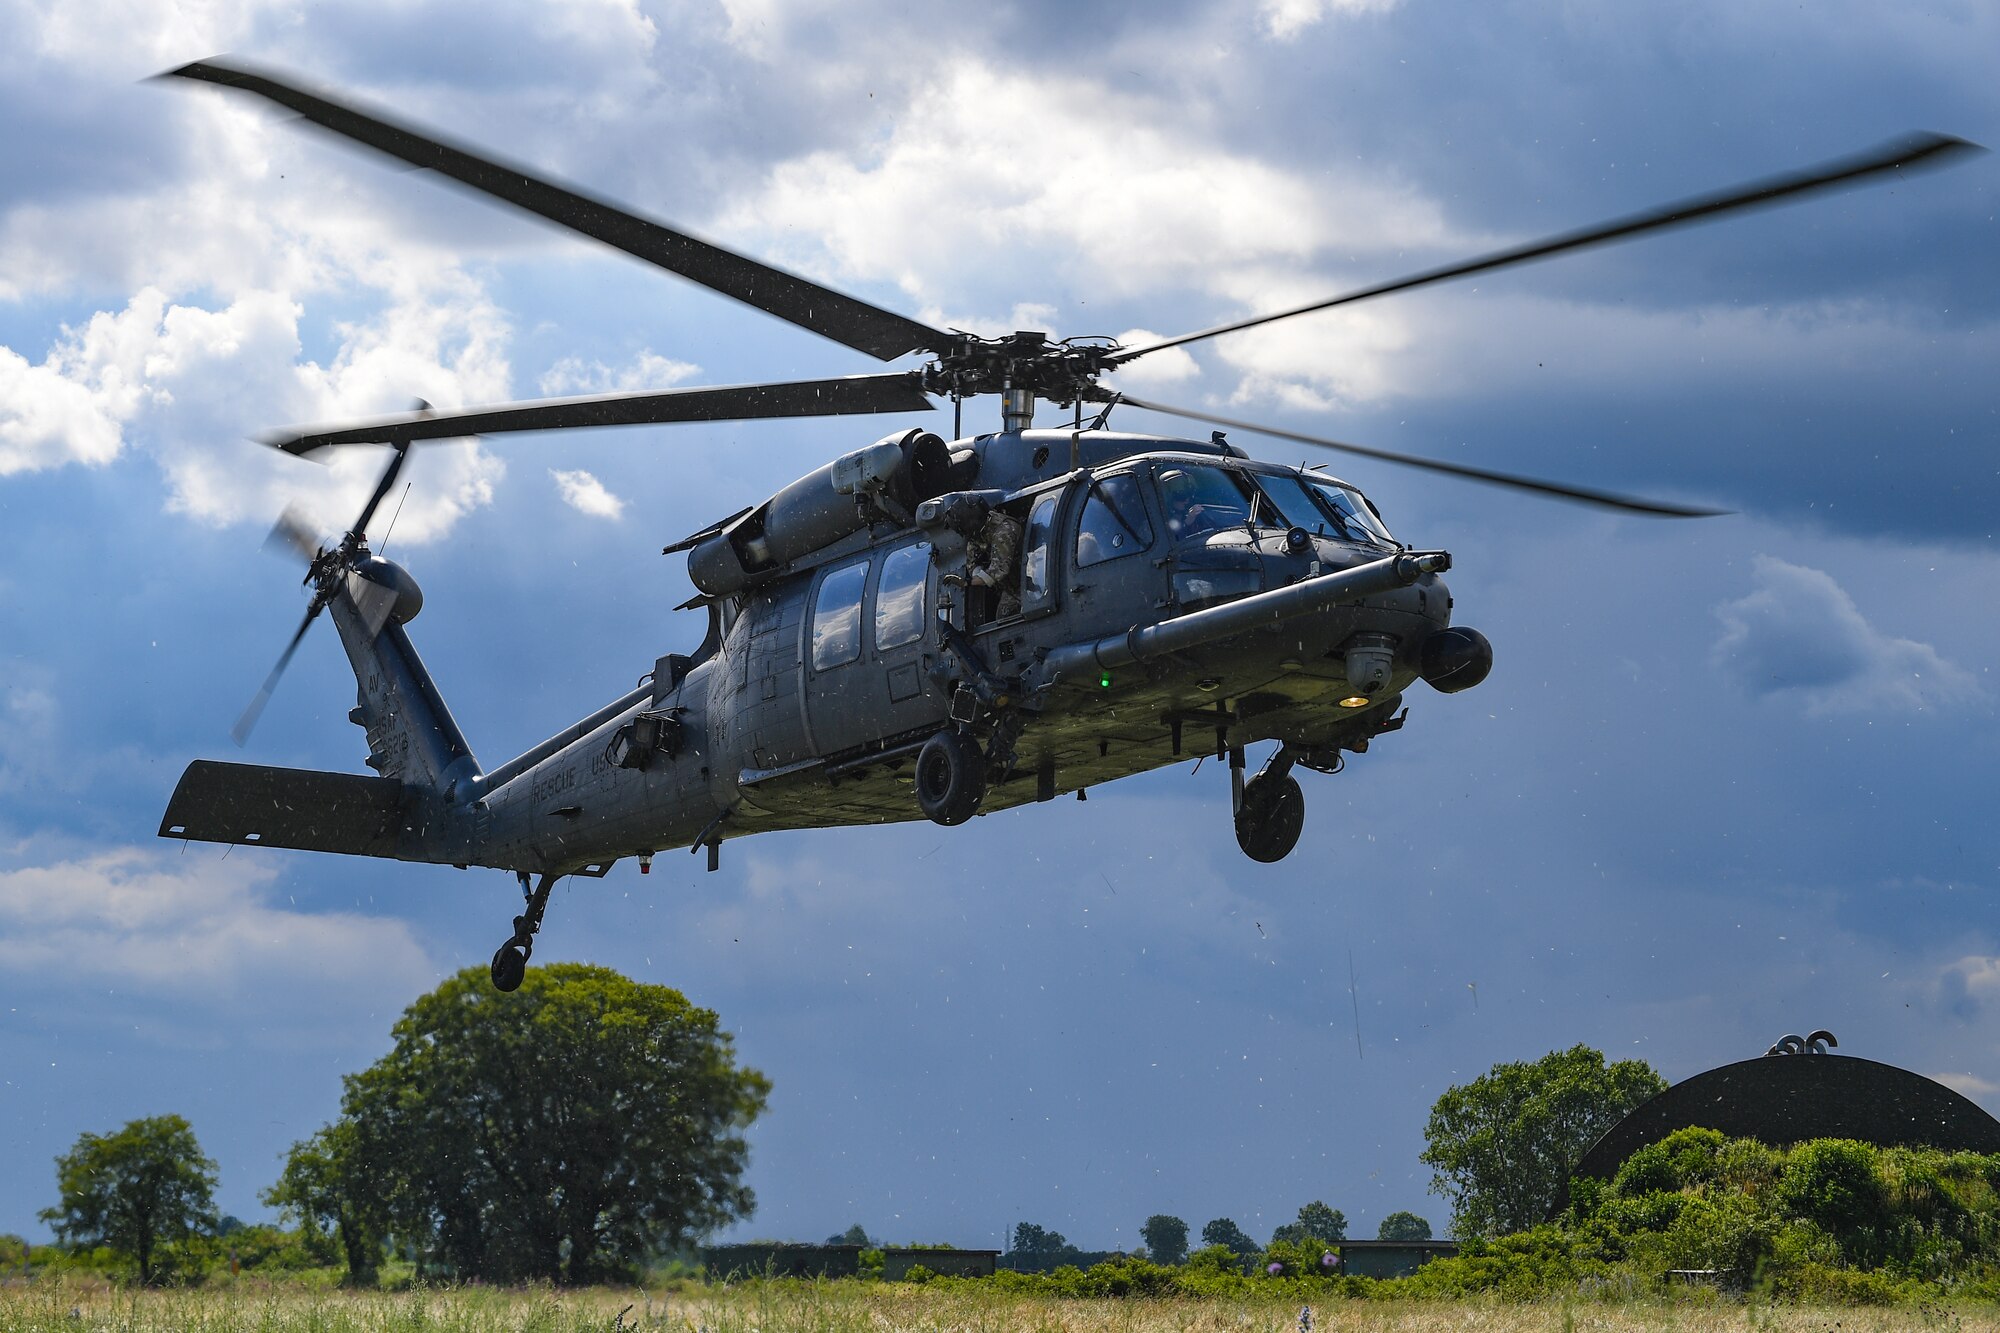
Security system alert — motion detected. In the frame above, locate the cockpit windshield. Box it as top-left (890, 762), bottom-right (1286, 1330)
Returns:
top-left (1252, 470), bottom-right (1397, 548)
top-left (1155, 462), bottom-right (1396, 549)
top-left (1308, 478), bottom-right (1396, 546)
top-left (1156, 466), bottom-right (1252, 539)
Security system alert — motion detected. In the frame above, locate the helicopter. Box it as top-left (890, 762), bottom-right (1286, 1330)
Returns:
top-left (152, 58), bottom-right (1978, 991)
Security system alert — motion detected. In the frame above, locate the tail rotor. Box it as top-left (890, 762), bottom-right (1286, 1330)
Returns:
top-left (231, 441), bottom-right (413, 745)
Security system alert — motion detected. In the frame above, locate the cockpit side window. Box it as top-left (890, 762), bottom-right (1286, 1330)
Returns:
top-left (1075, 473), bottom-right (1154, 567)
top-left (1156, 466), bottom-right (1251, 540)
top-left (1019, 492), bottom-right (1060, 608)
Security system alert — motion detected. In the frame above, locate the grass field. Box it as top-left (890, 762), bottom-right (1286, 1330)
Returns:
top-left (0, 1280), bottom-right (1993, 1333)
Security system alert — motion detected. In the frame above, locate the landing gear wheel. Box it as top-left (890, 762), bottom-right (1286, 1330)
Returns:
top-left (489, 874), bottom-right (556, 992)
top-left (1235, 772), bottom-right (1305, 863)
top-left (490, 939), bottom-right (529, 992)
top-left (915, 729), bottom-right (987, 826)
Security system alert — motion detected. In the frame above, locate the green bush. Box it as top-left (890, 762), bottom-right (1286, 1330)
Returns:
top-left (1774, 1261), bottom-right (1907, 1305)
top-left (1404, 1136), bottom-right (2000, 1304)
top-left (1773, 1139), bottom-right (1887, 1266)
top-left (1182, 1244), bottom-right (1247, 1275)
top-left (1656, 1190), bottom-right (1773, 1274)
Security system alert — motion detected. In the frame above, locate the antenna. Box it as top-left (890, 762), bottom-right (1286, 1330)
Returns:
top-left (379, 482), bottom-right (413, 554)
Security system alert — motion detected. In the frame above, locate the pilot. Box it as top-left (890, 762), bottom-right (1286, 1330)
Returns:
top-left (943, 508), bottom-right (1023, 622)
top-left (1160, 469), bottom-right (1227, 538)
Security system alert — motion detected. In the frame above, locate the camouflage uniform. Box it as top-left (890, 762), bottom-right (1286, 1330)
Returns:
top-left (965, 511), bottom-right (1024, 619)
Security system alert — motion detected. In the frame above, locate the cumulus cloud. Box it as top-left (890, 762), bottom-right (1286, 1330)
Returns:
top-left (1100, 330), bottom-right (1200, 389)
top-left (0, 679), bottom-right (60, 795)
top-left (539, 350), bottom-right (701, 396)
top-left (0, 283), bottom-right (511, 545)
top-left (0, 47), bottom-right (523, 544)
top-left (1927, 955), bottom-right (2000, 1027)
top-left (1711, 555), bottom-right (1980, 715)
top-left (1932, 1071), bottom-right (2000, 1101)
top-left (549, 467), bottom-right (624, 518)
top-left (718, 59), bottom-right (1457, 316)
top-left (1259, 0), bottom-right (1401, 41)
top-left (0, 849), bottom-right (435, 1022)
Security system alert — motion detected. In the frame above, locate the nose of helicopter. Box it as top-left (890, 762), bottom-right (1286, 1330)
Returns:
top-left (1283, 542), bottom-right (1491, 696)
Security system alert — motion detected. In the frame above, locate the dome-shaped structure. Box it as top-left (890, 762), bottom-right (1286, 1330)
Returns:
top-left (1571, 1053), bottom-right (2000, 1187)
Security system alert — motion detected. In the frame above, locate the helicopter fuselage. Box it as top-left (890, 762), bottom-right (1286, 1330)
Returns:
top-left (162, 427), bottom-right (1487, 883)
top-left (400, 429), bottom-right (1469, 873)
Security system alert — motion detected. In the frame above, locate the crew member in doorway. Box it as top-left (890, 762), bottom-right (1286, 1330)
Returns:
top-left (943, 508), bottom-right (1023, 623)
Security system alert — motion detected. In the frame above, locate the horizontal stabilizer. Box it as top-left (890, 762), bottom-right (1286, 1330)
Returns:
top-left (160, 760), bottom-right (410, 857)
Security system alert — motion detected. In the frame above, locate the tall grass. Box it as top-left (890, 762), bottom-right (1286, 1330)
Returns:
top-left (1, 1280), bottom-right (1996, 1333)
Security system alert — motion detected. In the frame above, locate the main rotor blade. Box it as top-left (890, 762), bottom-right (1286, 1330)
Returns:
top-left (1117, 132), bottom-right (1982, 363)
top-left (1113, 393), bottom-right (1728, 517)
top-left (165, 58), bottom-right (952, 363)
top-left (232, 600), bottom-right (323, 746)
top-left (262, 374), bottom-right (935, 455)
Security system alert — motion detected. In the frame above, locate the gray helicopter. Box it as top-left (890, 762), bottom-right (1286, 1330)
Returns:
top-left (153, 60), bottom-right (1978, 990)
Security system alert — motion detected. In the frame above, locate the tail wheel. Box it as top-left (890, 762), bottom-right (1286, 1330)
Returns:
top-left (490, 940), bottom-right (529, 992)
top-left (1235, 772), bottom-right (1305, 863)
top-left (915, 730), bottom-right (986, 826)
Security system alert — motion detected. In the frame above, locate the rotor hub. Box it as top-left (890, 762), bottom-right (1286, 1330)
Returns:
top-left (919, 330), bottom-right (1122, 409)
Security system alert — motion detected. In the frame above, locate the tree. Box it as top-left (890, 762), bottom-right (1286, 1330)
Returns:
top-left (825, 1223), bottom-right (873, 1247)
top-left (1008, 1222), bottom-right (1080, 1270)
top-left (329, 963), bottom-right (769, 1284)
top-left (40, 1115), bottom-right (218, 1284)
top-left (1421, 1044), bottom-right (1666, 1237)
top-left (1139, 1214), bottom-right (1189, 1265)
top-left (1270, 1200), bottom-right (1346, 1245)
top-left (1377, 1210), bottom-right (1432, 1241)
top-left (263, 1121), bottom-right (384, 1283)
top-left (1201, 1217), bottom-right (1259, 1257)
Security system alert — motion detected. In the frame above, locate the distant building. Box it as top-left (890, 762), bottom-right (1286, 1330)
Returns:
top-left (882, 1247), bottom-right (1000, 1279)
top-left (1333, 1239), bottom-right (1458, 1279)
top-left (701, 1244), bottom-right (861, 1278)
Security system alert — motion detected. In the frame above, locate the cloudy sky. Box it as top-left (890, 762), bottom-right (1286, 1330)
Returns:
top-left (2, 0), bottom-right (1996, 1250)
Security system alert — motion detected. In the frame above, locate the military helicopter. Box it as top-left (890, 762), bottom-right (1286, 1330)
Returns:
top-left (153, 59), bottom-right (1977, 990)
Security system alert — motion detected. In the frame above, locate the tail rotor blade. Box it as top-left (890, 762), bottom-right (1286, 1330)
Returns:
top-left (349, 443), bottom-right (412, 542)
top-left (263, 504), bottom-right (322, 564)
top-left (232, 600), bottom-right (323, 746)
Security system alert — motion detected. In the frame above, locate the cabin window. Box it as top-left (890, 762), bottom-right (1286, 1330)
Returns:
top-left (1156, 466), bottom-right (1251, 539)
top-left (810, 559), bottom-right (868, 670)
top-left (874, 541), bottom-right (931, 651)
top-left (1075, 473), bottom-right (1153, 567)
top-left (1019, 493), bottom-right (1060, 607)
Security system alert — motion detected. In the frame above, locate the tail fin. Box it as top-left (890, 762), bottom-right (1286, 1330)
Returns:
top-left (328, 558), bottom-right (481, 798)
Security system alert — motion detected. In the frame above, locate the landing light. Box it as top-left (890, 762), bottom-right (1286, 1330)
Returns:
top-left (1339, 696), bottom-right (1371, 709)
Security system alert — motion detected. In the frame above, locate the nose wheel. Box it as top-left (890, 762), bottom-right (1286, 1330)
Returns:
top-left (1234, 748), bottom-right (1306, 863)
top-left (491, 871), bottom-right (557, 992)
